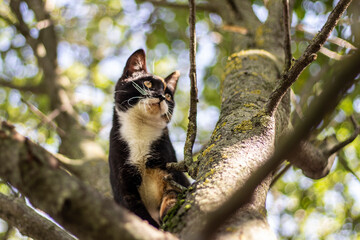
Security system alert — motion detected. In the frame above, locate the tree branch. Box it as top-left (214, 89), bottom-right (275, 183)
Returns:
top-left (0, 121), bottom-right (177, 240)
top-left (0, 193), bottom-right (75, 240)
top-left (0, 78), bottom-right (44, 94)
top-left (265, 0), bottom-right (353, 116)
top-left (183, 0), bottom-right (198, 177)
top-left (195, 49), bottom-right (360, 240)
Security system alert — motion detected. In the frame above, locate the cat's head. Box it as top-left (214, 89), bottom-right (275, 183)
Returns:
top-left (114, 49), bottom-right (180, 122)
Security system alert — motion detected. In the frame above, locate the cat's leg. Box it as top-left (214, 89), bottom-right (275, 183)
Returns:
top-left (120, 164), bottom-right (160, 228)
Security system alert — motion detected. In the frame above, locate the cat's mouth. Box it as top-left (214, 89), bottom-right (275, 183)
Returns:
top-left (142, 98), bottom-right (168, 117)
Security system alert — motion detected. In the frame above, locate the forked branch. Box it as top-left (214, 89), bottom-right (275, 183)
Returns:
top-left (265, 0), bottom-right (353, 116)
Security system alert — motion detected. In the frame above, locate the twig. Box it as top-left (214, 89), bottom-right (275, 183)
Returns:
top-left (282, 0), bottom-right (292, 71)
top-left (183, 0), bottom-right (198, 171)
top-left (164, 175), bottom-right (187, 192)
top-left (326, 116), bottom-right (360, 156)
top-left (21, 98), bottom-right (65, 136)
top-left (265, 0), bottom-right (353, 116)
top-left (136, 0), bottom-right (217, 12)
top-left (196, 49), bottom-right (360, 240)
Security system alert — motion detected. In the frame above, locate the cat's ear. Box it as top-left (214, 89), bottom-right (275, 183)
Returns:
top-left (122, 49), bottom-right (147, 78)
top-left (165, 71), bottom-right (180, 93)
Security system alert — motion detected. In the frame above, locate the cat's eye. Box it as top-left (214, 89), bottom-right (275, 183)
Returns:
top-left (165, 93), bottom-right (172, 101)
top-left (144, 81), bottom-right (152, 88)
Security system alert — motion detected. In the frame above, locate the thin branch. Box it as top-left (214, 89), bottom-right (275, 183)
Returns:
top-left (0, 193), bottom-right (76, 240)
top-left (183, 0), bottom-right (198, 174)
top-left (265, 0), bottom-right (353, 116)
top-left (326, 116), bottom-right (360, 156)
top-left (21, 98), bottom-right (66, 136)
top-left (196, 49), bottom-right (360, 240)
top-left (282, 0), bottom-right (292, 71)
top-left (136, 0), bottom-right (217, 12)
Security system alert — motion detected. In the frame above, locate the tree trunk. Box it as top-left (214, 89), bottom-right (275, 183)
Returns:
top-left (165, 47), bottom-right (289, 239)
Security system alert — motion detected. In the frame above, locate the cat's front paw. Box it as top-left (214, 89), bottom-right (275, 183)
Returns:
top-left (159, 190), bottom-right (178, 221)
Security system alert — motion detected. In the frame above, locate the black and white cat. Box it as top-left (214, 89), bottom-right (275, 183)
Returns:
top-left (109, 49), bottom-right (189, 228)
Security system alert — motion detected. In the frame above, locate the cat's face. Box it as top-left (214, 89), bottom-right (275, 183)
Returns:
top-left (114, 49), bottom-right (179, 122)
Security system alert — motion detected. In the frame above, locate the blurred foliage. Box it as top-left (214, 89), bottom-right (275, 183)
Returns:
top-left (0, 0), bottom-right (359, 239)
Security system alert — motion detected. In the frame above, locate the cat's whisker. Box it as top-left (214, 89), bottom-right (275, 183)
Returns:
top-left (166, 112), bottom-right (173, 123)
top-left (114, 90), bottom-right (127, 93)
top-left (121, 96), bottom-right (143, 106)
top-left (132, 82), bottom-right (148, 96)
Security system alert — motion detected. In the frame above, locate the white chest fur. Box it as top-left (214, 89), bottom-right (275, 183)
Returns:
top-left (116, 103), bottom-right (167, 168)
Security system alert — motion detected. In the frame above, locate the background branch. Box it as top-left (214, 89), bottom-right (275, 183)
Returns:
top-left (295, 24), bottom-right (357, 50)
top-left (265, 0), bottom-right (353, 116)
top-left (0, 78), bottom-right (43, 94)
top-left (21, 98), bottom-right (66, 136)
top-left (326, 116), bottom-right (360, 156)
top-left (136, 0), bottom-right (217, 12)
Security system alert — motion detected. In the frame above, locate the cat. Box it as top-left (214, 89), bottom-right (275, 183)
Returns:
top-left (109, 49), bottom-right (190, 228)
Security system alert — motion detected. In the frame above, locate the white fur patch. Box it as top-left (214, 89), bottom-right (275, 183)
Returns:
top-left (116, 98), bottom-right (168, 168)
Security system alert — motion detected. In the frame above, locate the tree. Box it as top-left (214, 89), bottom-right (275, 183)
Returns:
top-left (0, 0), bottom-right (359, 239)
